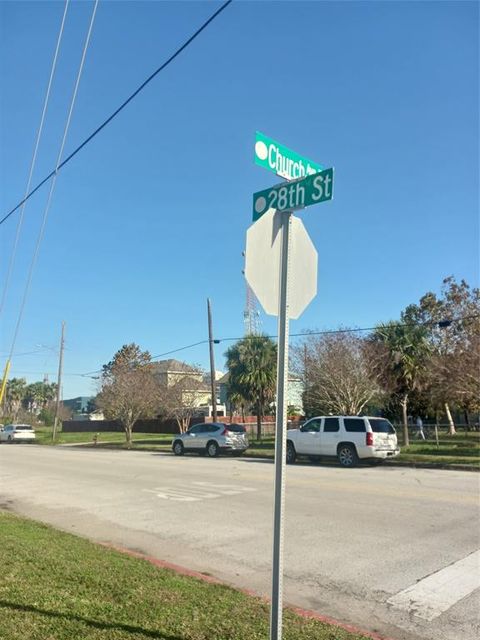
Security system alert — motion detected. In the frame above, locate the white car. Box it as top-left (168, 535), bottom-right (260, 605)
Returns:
top-left (287, 416), bottom-right (399, 467)
top-left (0, 424), bottom-right (36, 444)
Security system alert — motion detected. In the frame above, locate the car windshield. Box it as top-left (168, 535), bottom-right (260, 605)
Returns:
top-left (368, 419), bottom-right (395, 434)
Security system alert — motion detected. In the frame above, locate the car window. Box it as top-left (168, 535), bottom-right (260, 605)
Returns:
top-left (15, 426), bottom-right (33, 431)
top-left (301, 419), bottom-right (321, 433)
top-left (323, 418), bottom-right (339, 432)
top-left (343, 418), bottom-right (366, 432)
top-left (368, 418), bottom-right (395, 434)
top-left (188, 425), bottom-right (203, 434)
top-left (203, 424), bottom-right (221, 433)
top-left (228, 424), bottom-right (246, 433)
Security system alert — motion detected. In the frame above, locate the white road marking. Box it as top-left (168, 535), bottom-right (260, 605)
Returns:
top-left (387, 550), bottom-right (480, 621)
top-left (142, 481), bottom-right (257, 502)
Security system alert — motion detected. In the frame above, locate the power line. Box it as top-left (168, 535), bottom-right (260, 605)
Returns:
top-left (0, 0), bottom-right (70, 318)
top-left (5, 0), bottom-right (99, 364)
top-left (0, 0), bottom-right (233, 227)
top-left (71, 313), bottom-right (480, 379)
top-left (0, 348), bottom-right (56, 358)
top-left (219, 314), bottom-right (480, 343)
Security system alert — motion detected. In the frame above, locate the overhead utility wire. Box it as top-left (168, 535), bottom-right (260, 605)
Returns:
top-left (0, 0), bottom-right (70, 319)
top-left (74, 314), bottom-right (479, 379)
top-left (219, 314), bottom-right (480, 343)
top-left (6, 0), bottom-right (99, 363)
top-left (0, 0), bottom-right (233, 227)
top-left (0, 348), bottom-right (57, 358)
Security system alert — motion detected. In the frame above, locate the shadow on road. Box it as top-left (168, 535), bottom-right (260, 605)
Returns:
top-left (0, 599), bottom-right (183, 640)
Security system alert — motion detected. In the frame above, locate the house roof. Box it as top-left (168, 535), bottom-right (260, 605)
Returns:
top-left (217, 372), bottom-right (230, 384)
top-left (152, 359), bottom-right (198, 374)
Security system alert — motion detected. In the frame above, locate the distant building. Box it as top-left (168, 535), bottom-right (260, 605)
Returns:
top-left (152, 359), bottom-right (203, 388)
top-left (61, 396), bottom-right (103, 421)
top-left (152, 359), bottom-right (212, 409)
top-left (62, 396), bottom-right (92, 415)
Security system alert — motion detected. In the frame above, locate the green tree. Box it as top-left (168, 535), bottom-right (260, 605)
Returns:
top-left (225, 335), bottom-right (277, 440)
top-left (402, 276), bottom-right (480, 432)
top-left (226, 388), bottom-right (248, 422)
top-left (368, 322), bottom-right (432, 446)
top-left (24, 381), bottom-right (57, 413)
top-left (97, 344), bottom-right (160, 446)
top-left (4, 377), bottom-right (27, 420)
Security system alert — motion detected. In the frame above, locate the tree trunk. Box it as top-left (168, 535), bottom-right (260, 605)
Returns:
top-left (256, 402), bottom-right (262, 441)
top-left (445, 402), bottom-right (456, 435)
top-left (400, 394), bottom-right (409, 447)
top-left (124, 424), bottom-right (132, 448)
top-left (464, 408), bottom-right (470, 431)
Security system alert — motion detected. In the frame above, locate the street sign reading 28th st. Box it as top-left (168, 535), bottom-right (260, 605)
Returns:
top-left (252, 167), bottom-right (334, 221)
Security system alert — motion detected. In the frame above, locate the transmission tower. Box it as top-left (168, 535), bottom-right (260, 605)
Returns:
top-left (244, 284), bottom-right (261, 335)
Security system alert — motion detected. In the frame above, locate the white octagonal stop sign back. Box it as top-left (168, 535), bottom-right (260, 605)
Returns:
top-left (245, 209), bottom-right (317, 319)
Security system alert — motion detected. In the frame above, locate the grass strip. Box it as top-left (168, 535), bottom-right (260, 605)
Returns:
top-left (0, 511), bottom-right (369, 640)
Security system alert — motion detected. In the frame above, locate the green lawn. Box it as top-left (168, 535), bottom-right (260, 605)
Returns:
top-left (33, 426), bottom-right (480, 467)
top-left (0, 511), bottom-right (368, 640)
top-left (396, 434), bottom-right (480, 466)
top-left (34, 426), bottom-right (173, 448)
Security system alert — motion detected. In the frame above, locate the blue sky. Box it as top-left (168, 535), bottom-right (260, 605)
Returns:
top-left (0, 0), bottom-right (478, 399)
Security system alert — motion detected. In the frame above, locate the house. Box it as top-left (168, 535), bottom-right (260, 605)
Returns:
top-left (62, 396), bottom-right (93, 415)
top-left (152, 359), bottom-right (203, 387)
top-left (152, 359), bottom-right (212, 409)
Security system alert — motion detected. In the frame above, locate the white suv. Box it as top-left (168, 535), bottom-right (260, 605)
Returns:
top-left (0, 424), bottom-right (36, 444)
top-left (287, 416), bottom-right (399, 467)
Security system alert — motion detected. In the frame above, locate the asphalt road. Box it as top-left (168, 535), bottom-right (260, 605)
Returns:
top-left (1, 445), bottom-right (479, 640)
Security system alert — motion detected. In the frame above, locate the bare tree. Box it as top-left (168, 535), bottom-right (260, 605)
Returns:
top-left (159, 367), bottom-right (207, 433)
top-left (97, 344), bottom-right (160, 446)
top-left (294, 332), bottom-right (380, 417)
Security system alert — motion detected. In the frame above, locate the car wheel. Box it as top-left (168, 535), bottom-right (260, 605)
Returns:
top-left (337, 444), bottom-right (358, 468)
top-left (206, 441), bottom-right (219, 457)
top-left (286, 441), bottom-right (296, 464)
top-left (8, 435), bottom-right (13, 443)
top-left (172, 441), bottom-right (184, 456)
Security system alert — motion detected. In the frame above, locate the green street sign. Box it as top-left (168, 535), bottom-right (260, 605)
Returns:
top-left (252, 168), bottom-right (334, 221)
top-left (254, 131), bottom-right (323, 181)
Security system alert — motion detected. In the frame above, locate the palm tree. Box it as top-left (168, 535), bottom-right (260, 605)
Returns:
top-left (24, 382), bottom-right (57, 414)
top-left (4, 377), bottom-right (27, 419)
top-left (369, 322), bottom-right (432, 446)
top-left (226, 388), bottom-right (248, 423)
top-left (225, 335), bottom-right (277, 440)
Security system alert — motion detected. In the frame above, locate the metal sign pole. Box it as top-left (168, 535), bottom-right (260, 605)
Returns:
top-left (270, 210), bottom-right (292, 640)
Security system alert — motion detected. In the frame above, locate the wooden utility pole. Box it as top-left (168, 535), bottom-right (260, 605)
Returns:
top-left (52, 321), bottom-right (65, 441)
top-left (207, 299), bottom-right (218, 422)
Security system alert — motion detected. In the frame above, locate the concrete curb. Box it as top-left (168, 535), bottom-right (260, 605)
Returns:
top-left (100, 542), bottom-right (396, 640)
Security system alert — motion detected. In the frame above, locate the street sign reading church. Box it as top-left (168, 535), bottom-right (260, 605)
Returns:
top-left (254, 131), bottom-right (323, 181)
